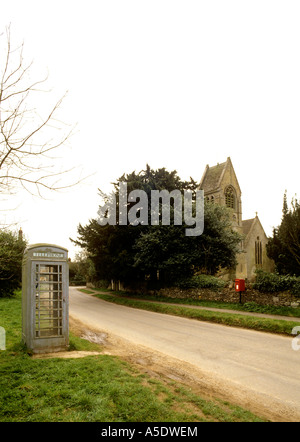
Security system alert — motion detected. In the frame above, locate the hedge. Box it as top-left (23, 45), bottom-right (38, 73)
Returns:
top-left (253, 269), bottom-right (300, 297)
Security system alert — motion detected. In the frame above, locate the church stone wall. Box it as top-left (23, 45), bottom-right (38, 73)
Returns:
top-left (157, 286), bottom-right (299, 307)
top-left (245, 220), bottom-right (274, 280)
top-left (235, 250), bottom-right (248, 279)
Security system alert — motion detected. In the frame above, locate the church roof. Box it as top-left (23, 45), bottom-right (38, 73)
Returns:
top-left (199, 161), bottom-right (227, 193)
top-left (242, 216), bottom-right (268, 246)
top-left (242, 218), bottom-right (255, 238)
top-left (199, 157), bottom-right (241, 195)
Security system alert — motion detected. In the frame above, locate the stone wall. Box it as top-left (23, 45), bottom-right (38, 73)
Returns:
top-left (88, 279), bottom-right (300, 307)
top-left (156, 286), bottom-right (300, 307)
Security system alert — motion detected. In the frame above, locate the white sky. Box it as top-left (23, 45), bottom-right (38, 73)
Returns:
top-left (1, 0), bottom-right (299, 259)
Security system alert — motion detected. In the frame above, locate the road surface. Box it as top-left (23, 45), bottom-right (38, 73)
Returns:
top-left (69, 287), bottom-right (300, 421)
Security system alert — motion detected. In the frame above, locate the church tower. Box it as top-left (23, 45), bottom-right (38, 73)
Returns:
top-left (199, 157), bottom-right (274, 280)
top-left (199, 157), bottom-right (243, 235)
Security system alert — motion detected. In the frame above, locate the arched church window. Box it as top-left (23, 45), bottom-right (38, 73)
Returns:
top-left (225, 186), bottom-right (235, 209)
top-left (255, 236), bottom-right (262, 266)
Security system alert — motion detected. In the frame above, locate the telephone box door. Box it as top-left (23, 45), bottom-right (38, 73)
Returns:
top-left (33, 262), bottom-right (67, 340)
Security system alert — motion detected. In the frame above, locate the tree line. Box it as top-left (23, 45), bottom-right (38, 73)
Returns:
top-left (71, 171), bottom-right (300, 288)
top-left (2, 169), bottom-right (299, 297)
top-left (71, 165), bottom-right (243, 287)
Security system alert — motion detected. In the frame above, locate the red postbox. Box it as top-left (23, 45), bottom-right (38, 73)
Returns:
top-left (235, 278), bottom-right (245, 292)
top-left (235, 278), bottom-right (245, 303)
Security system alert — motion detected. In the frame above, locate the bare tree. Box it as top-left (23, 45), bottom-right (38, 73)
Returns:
top-left (0, 25), bottom-right (80, 199)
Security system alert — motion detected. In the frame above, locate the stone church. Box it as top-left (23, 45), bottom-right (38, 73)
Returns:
top-left (199, 157), bottom-right (274, 281)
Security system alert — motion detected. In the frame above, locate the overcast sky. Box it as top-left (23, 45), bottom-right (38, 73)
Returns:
top-left (1, 1), bottom-right (299, 259)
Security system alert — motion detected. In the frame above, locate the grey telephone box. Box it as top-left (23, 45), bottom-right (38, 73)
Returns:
top-left (22, 244), bottom-right (69, 354)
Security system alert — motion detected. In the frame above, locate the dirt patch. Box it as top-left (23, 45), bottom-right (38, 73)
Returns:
top-left (32, 351), bottom-right (101, 359)
top-left (80, 330), bottom-right (108, 345)
top-left (69, 315), bottom-right (300, 422)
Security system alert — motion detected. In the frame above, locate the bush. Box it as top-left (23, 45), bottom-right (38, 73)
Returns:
top-left (291, 279), bottom-right (300, 297)
top-left (253, 269), bottom-right (300, 297)
top-left (69, 279), bottom-right (87, 286)
top-left (175, 274), bottom-right (227, 291)
top-left (0, 230), bottom-right (26, 298)
top-left (93, 280), bottom-right (110, 289)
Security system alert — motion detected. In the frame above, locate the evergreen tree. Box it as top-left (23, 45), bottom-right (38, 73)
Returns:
top-left (72, 165), bottom-right (242, 285)
top-left (267, 193), bottom-right (300, 276)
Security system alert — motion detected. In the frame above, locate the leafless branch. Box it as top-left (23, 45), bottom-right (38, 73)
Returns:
top-left (0, 24), bottom-right (83, 199)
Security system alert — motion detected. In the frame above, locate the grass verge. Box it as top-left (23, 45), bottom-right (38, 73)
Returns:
top-left (92, 292), bottom-right (300, 336)
top-left (91, 288), bottom-right (300, 318)
top-left (0, 291), bottom-right (266, 422)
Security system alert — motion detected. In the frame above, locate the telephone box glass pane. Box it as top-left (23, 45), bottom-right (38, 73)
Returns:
top-left (35, 264), bottom-right (63, 338)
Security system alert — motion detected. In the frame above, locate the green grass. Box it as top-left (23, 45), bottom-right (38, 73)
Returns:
top-left (78, 288), bottom-right (96, 295)
top-left (92, 292), bottom-right (300, 336)
top-left (91, 288), bottom-right (300, 318)
top-left (0, 291), bottom-right (266, 422)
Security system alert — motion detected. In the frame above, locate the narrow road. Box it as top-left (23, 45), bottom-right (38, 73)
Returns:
top-left (69, 287), bottom-right (300, 420)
